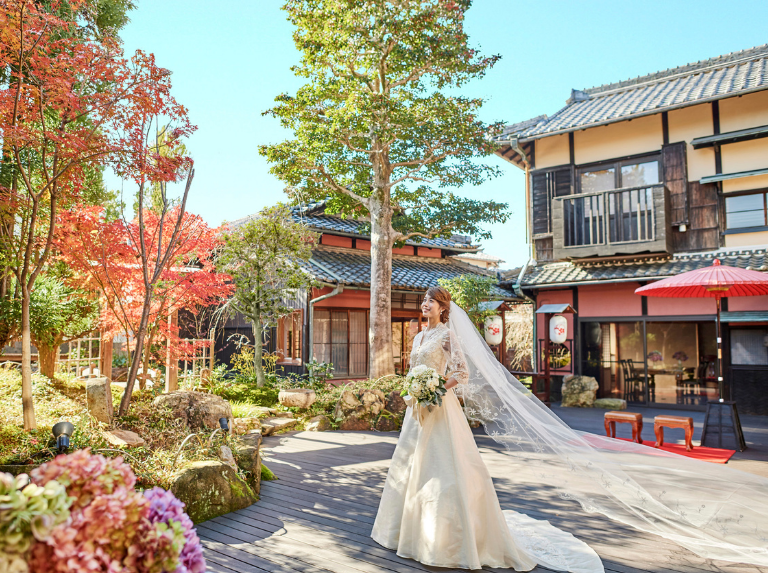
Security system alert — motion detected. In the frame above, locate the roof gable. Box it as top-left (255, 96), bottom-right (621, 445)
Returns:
top-left (496, 44), bottom-right (768, 144)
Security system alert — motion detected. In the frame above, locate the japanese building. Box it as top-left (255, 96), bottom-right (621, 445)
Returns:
top-left (217, 201), bottom-right (518, 379)
top-left (495, 44), bottom-right (768, 415)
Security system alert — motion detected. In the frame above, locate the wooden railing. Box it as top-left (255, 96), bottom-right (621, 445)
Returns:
top-left (553, 184), bottom-right (670, 259)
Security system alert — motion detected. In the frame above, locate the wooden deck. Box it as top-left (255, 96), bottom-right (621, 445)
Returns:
top-left (199, 431), bottom-right (768, 573)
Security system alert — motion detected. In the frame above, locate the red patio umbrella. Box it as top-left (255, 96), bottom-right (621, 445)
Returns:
top-left (636, 259), bottom-right (768, 450)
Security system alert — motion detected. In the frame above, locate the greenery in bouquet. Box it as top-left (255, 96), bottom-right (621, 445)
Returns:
top-left (401, 365), bottom-right (448, 407)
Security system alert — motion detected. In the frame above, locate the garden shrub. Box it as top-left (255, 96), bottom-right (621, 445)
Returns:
top-left (26, 449), bottom-right (205, 573)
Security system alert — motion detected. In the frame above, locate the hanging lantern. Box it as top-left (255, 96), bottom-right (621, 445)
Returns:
top-left (484, 315), bottom-right (503, 345)
top-left (549, 315), bottom-right (567, 344)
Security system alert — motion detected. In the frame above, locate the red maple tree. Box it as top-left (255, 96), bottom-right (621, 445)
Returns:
top-left (57, 205), bottom-right (232, 407)
top-left (0, 0), bottom-right (193, 427)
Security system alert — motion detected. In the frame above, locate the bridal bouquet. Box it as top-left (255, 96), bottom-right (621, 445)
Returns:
top-left (401, 365), bottom-right (448, 407)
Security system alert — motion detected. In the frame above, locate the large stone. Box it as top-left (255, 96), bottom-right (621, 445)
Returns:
top-left (102, 429), bottom-right (144, 448)
top-left (84, 376), bottom-right (113, 424)
top-left (234, 417), bottom-right (261, 435)
top-left (339, 390), bottom-right (361, 412)
top-left (594, 398), bottom-right (627, 410)
top-left (278, 388), bottom-right (317, 409)
top-left (260, 417), bottom-right (297, 436)
top-left (360, 389), bottom-right (384, 415)
top-left (560, 375), bottom-right (599, 408)
top-left (306, 415), bottom-right (331, 432)
top-left (386, 391), bottom-right (406, 414)
top-left (235, 433), bottom-right (262, 496)
top-left (339, 414), bottom-right (371, 431)
top-left (154, 391), bottom-right (233, 431)
top-left (170, 460), bottom-right (255, 524)
top-left (375, 415), bottom-right (398, 432)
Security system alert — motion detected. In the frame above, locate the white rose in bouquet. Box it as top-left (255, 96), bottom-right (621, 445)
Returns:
top-left (401, 365), bottom-right (448, 407)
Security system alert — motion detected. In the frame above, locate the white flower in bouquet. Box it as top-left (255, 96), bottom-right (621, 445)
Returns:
top-left (401, 365), bottom-right (448, 407)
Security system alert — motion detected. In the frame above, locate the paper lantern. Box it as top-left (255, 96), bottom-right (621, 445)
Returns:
top-left (484, 315), bottom-right (503, 345)
top-left (549, 315), bottom-right (567, 344)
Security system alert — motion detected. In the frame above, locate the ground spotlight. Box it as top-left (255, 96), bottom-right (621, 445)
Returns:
top-left (219, 417), bottom-right (229, 432)
top-left (52, 421), bottom-right (75, 453)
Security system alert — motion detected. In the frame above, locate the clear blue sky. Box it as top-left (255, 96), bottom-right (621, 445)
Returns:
top-left (106, 1), bottom-right (768, 269)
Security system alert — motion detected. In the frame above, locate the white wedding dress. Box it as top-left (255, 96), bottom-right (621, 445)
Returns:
top-left (371, 322), bottom-right (603, 572)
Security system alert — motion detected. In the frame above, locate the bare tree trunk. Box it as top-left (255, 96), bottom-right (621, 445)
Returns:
top-left (118, 289), bottom-right (153, 416)
top-left (38, 343), bottom-right (58, 379)
top-left (253, 319), bottom-right (266, 388)
top-left (20, 287), bottom-right (36, 430)
top-left (140, 328), bottom-right (155, 390)
top-left (369, 200), bottom-right (395, 379)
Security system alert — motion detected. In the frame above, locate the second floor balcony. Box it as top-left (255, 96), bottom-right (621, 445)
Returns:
top-left (551, 184), bottom-right (671, 260)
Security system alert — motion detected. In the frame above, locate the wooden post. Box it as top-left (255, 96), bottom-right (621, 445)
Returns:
top-left (543, 312), bottom-right (551, 405)
top-left (100, 335), bottom-right (114, 381)
top-left (500, 309), bottom-right (507, 369)
top-left (165, 310), bottom-right (179, 392)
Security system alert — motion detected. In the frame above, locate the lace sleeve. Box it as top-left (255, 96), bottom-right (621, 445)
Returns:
top-left (409, 331), bottom-right (422, 367)
top-left (442, 328), bottom-right (469, 385)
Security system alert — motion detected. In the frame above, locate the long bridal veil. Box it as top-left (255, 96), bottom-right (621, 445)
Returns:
top-left (447, 302), bottom-right (768, 567)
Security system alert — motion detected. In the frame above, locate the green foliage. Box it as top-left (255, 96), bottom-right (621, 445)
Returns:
top-left (29, 273), bottom-right (100, 351)
top-left (260, 0), bottom-right (510, 241)
top-left (209, 383), bottom-right (279, 407)
top-left (438, 274), bottom-right (498, 328)
top-left (230, 402), bottom-right (268, 419)
top-left (304, 359), bottom-right (334, 391)
top-left (217, 204), bottom-right (316, 386)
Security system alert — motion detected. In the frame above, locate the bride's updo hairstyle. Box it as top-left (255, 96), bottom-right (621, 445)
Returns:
top-left (425, 286), bottom-right (452, 324)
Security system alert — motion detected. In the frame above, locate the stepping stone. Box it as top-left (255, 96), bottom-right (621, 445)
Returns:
top-left (260, 417), bottom-right (297, 436)
top-left (103, 429), bottom-right (145, 447)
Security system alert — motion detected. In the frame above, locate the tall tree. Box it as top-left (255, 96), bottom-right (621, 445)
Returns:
top-left (0, 0), bottom-right (192, 429)
top-left (217, 204), bottom-right (315, 387)
top-left (261, 0), bottom-right (509, 378)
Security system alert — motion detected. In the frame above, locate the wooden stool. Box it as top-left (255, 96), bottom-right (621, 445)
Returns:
top-left (604, 411), bottom-right (643, 444)
top-left (654, 415), bottom-right (694, 451)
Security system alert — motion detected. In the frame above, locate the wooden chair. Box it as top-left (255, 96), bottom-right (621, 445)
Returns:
top-left (620, 359), bottom-right (654, 402)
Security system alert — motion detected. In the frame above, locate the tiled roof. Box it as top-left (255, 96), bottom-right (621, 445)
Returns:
top-left (500, 248), bottom-right (768, 288)
top-left (496, 44), bottom-right (768, 142)
top-left (305, 246), bottom-right (519, 299)
top-left (228, 201), bottom-right (478, 253)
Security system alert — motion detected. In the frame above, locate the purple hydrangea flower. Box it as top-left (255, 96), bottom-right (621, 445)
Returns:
top-left (144, 487), bottom-right (206, 573)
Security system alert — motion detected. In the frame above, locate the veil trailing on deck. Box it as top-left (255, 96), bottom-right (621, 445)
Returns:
top-left (447, 302), bottom-right (768, 567)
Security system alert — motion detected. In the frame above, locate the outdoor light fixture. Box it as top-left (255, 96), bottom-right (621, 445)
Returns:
top-left (52, 421), bottom-right (75, 453)
top-left (219, 417), bottom-right (229, 432)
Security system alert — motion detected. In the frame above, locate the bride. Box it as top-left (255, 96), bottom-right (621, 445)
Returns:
top-left (372, 286), bottom-right (768, 571)
top-left (371, 286), bottom-right (602, 572)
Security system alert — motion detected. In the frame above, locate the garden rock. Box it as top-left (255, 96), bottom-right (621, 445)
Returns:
top-left (306, 415), bottom-right (331, 432)
top-left (219, 445), bottom-right (237, 470)
top-left (260, 417), bottom-right (297, 436)
top-left (170, 460), bottom-right (255, 524)
top-left (234, 417), bottom-right (261, 434)
top-left (235, 434), bottom-right (262, 496)
top-left (339, 414), bottom-right (371, 431)
top-left (375, 415), bottom-right (398, 432)
top-left (275, 411), bottom-right (294, 418)
top-left (102, 429), bottom-right (144, 448)
top-left (340, 390), bottom-right (361, 412)
top-left (153, 391), bottom-right (233, 431)
top-left (84, 376), bottom-right (113, 424)
top-left (594, 398), bottom-right (627, 410)
top-left (278, 388), bottom-right (317, 409)
top-left (560, 375), bottom-right (599, 408)
top-left (386, 391), bottom-right (406, 414)
top-left (360, 389), bottom-right (385, 415)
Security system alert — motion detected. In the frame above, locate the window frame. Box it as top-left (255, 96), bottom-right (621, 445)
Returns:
top-left (576, 153), bottom-right (661, 194)
top-left (312, 308), bottom-right (369, 378)
top-left (723, 188), bottom-right (768, 234)
top-left (276, 309), bottom-right (304, 365)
